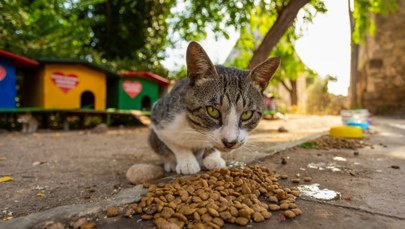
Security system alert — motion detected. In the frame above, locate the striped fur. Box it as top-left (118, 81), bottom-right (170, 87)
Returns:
top-left (149, 42), bottom-right (279, 174)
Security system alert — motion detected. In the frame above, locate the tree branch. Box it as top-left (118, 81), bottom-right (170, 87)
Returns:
top-left (248, 0), bottom-right (310, 69)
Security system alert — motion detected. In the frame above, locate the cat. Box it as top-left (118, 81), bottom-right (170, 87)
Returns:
top-left (148, 41), bottom-right (280, 175)
top-left (17, 113), bottom-right (39, 133)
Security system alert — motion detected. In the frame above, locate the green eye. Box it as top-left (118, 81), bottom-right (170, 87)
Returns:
top-left (241, 111), bottom-right (253, 121)
top-left (207, 106), bottom-right (221, 119)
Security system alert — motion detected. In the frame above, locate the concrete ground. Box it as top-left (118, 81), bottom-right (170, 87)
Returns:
top-left (1, 115), bottom-right (405, 228)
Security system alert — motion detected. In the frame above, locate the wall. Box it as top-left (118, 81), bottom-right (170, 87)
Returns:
top-left (357, 2), bottom-right (405, 114)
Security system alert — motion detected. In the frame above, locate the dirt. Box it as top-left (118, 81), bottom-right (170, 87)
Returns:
top-left (0, 115), bottom-right (340, 220)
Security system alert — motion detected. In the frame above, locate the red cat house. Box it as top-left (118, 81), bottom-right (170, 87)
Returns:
top-left (0, 50), bottom-right (39, 108)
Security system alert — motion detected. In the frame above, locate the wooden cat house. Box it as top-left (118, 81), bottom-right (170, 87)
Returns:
top-left (22, 59), bottom-right (120, 111)
top-left (0, 50), bottom-right (39, 108)
top-left (107, 71), bottom-right (169, 111)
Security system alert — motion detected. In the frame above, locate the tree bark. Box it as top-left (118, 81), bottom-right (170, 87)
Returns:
top-left (280, 79), bottom-right (298, 106)
top-left (248, 0), bottom-right (310, 69)
top-left (348, 0), bottom-right (360, 108)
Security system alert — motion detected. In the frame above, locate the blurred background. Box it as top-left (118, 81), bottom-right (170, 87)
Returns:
top-left (1, 0), bottom-right (404, 119)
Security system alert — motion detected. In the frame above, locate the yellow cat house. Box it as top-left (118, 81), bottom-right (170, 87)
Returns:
top-left (22, 59), bottom-right (120, 110)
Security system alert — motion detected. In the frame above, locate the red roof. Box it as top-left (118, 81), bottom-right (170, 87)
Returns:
top-left (0, 50), bottom-right (39, 68)
top-left (120, 71), bottom-right (169, 86)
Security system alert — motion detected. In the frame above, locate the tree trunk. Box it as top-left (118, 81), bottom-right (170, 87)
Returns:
top-left (348, 0), bottom-right (359, 108)
top-left (290, 80), bottom-right (298, 106)
top-left (248, 0), bottom-right (310, 69)
top-left (280, 79), bottom-right (298, 106)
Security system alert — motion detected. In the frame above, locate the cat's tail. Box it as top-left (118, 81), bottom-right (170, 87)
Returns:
top-left (126, 163), bottom-right (165, 184)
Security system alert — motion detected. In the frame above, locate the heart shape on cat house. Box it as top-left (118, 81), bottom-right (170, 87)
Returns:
top-left (22, 59), bottom-right (121, 111)
top-left (108, 71), bottom-right (169, 111)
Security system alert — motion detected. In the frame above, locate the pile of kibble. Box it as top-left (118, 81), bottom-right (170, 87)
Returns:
top-left (124, 166), bottom-right (302, 229)
top-left (307, 136), bottom-right (369, 150)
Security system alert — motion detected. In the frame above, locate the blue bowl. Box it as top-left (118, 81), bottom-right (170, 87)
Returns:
top-left (346, 121), bottom-right (369, 130)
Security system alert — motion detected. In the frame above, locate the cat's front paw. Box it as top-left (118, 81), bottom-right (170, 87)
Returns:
top-left (203, 155), bottom-right (226, 170)
top-left (163, 161), bottom-right (176, 173)
top-left (176, 157), bottom-right (201, 175)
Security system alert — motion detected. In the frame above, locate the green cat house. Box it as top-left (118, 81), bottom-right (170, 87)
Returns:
top-left (107, 71), bottom-right (169, 111)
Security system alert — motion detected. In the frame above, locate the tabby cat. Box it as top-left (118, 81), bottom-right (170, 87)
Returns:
top-left (149, 41), bottom-right (280, 175)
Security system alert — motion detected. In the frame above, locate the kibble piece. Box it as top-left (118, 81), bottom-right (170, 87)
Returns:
top-left (284, 210), bottom-right (296, 219)
top-left (208, 208), bottom-right (220, 217)
top-left (276, 190), bottom-right (286, 200)
top-left (235, 217), bottom-right (250, 226)
top-left (291, 178), bottom-right (300, 183)
top-left (212, 217), bottom-right (224, 227)
top-left (80, 222), bottom-right (96, 229)
top-left (106, 207), bottom-right (119, 217)
top-left (280, 174), bottom-right (289, 179)
top-left (168, 218), bottom-right (185, 228)
top-left (154, 218), bottom-right (168, 228)
top-left (193, 212), bottom-right (201, 223)
top-left (268, 196), bottom-right (278, 203)
top-left (291, 190), bottom-right (300, 197)
top-left (229, 206), bottom-right (239, 216)
top-left (201, 213), bottom-right (213, 223)
top-left (193, 223), bottom-right (205, 229)
top-left (291, 208), bottom-right (303, 216)
top-left (220, 211), bottom-right (232, 220)
top-left (280, 203), bottom-right (290, 210)
top-left (180, 205), bottom-right (195, 216)
top-left (238, 208), bottom-right (252, 218)
top-left (141, 214), bottom-right (153, 220)
top-left (269, 204), bottom-right (281, 211)
top-left (207, 222), bottom-right (221, 229)
top-left (304, 177), bottom-right (312, 182)
top-left (289, 203), bottom-right (298, 209)
top-left (161, 222), bottom-right (181, 229)
top-left (172, 213), bottom-right (187, 222)
top-left (252, 212), bottom-right (265, 222)
top-left (161, 207), bottom-right (175, 219)
top-left (261, 210), bottom-right (272, 219)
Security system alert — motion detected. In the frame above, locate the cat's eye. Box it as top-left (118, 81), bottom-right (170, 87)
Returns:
top-left (207, 106), bottom-right (221, 119)
top-left (241, 111), bottom-right (253, 121)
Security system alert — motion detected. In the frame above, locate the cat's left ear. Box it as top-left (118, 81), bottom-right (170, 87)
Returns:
top-left (186, 41), bottom-right (218, 85)
top-left (249, 57), bottom-right (280, 92)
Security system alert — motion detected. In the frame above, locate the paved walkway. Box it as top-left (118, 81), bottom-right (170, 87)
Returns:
top-left (12, 114), bottom-right (405, 229)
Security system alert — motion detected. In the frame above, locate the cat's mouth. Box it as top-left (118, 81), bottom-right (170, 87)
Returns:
top-left (215, 145), bottom-right (241, 153)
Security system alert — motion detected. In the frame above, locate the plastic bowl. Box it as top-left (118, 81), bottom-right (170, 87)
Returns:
top-left (329, 126), bottom-right (364, 138)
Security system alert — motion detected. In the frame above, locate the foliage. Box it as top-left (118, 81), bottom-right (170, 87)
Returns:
top-left (0, 0), bottom-right (94, 58)
top-left (226, 4), bottom-right (321, 95)
top-left (352, 0), bottom-right (398, 43)
top-left (79, 0), bottom-right (176, 72)
top-left (0, 0), bottom-right (174, 74)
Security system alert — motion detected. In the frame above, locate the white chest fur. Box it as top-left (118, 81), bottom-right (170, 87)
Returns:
top-left (152, 112), bottom-right (212, 149)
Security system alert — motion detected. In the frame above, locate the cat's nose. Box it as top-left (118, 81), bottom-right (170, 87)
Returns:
top-left (222, 139), bottom-right (237, 148)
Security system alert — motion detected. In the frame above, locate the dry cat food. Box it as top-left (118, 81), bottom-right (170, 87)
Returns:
top-left (125, 166), bottom-right (302, 228)
top-left (302, 136), bottom-right (369, 150)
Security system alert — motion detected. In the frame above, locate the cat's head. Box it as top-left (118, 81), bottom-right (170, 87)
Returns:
top-left (17, 113), bottom-right (32, 123)
top-left (184, 41), bottom-right (280, 152)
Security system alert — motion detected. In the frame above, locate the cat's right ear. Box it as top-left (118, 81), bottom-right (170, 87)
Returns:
top-left (186, 41), bottom-right (218, 85)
